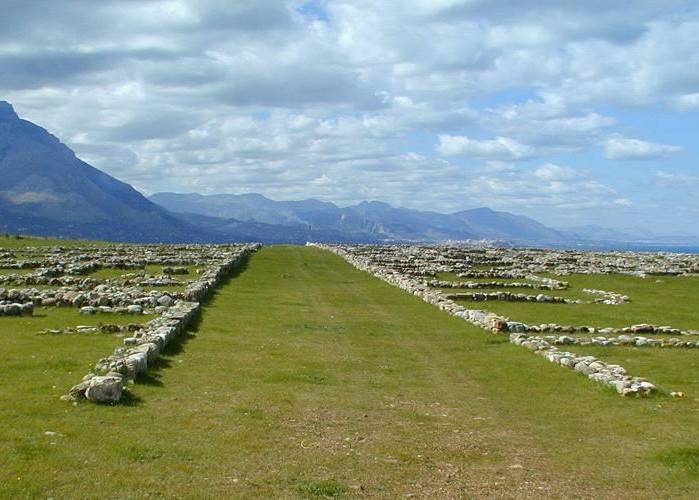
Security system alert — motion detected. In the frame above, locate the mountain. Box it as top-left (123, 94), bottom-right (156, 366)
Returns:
top-left (452, 207), bottom-right (565, 242)
top-left (174, 212), bottom-right (378, 244)
top-left (150, 192), bottom-right (567, 244)
top-left (0, 101), bottom-right (219, 243)
top-left (556, 224), bottom-right (640, 243)
top-left (149, 192), bottom-right (340, 227)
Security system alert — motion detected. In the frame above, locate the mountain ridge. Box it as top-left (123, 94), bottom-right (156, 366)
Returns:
top-left (149, 191), bottom-right (568, 244)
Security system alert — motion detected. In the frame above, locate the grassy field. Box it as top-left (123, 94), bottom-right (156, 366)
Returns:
top-left (1, 246), bottom-right (699, 497)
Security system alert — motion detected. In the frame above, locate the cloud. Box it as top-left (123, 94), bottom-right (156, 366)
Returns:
top-left (437, 135), bottom-right (535, 160)
top-left (0, 0), bottom-right (696, 232)
top-left (533, 163), bottom-right (578, 181)
top-left (479, 95), bottom-right (615, 149)
top-left (459, 162), bottom-right (619, 212)
top-left (656, 170), bottom-right (699, 184)
top-left (672, 93), bottom-right (699, 110)
top-left (613, 198), bottom-right (633, 207)
top-left (604, 135), bottom-right (682, 160)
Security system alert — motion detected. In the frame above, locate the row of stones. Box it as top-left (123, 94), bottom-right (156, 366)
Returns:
top-left (582, 288), bottom-right (629, 304)
top-left (428, 276), bottom-right (627, 305)
top-left (444, 291), bottom-right (576, 304)
top-left (428, 279), bottom-right (567, 290)
top-left (504, 321), bottom-right (696, 336)
top-left (0, 271), bottom-right (187, 288)
top-left (0, 300), bottom-right (33, 316)
top-left (509, 333), bottom-right (655, 396)
top-left (1, 285), bottom-right (182, 312)
top-left (311, 244), bottom-right (658, 396)
top-left (40, 323), bottom-right (143, 335)
top-left (441, 286), bottom-right (625, 306)
top-left (63, 244), bottom-right (260, 403)
top-left (1, 244), bottom-right (230, 268)
top-left (62, 302), bottom-right (200, 403)
top-left (533, 333), bottom-right (699, 348)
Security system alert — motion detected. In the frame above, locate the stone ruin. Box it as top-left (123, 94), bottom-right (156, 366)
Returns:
top-left (0, 242), bottom-right (260, 403)
top-left (4, 240), bottom-right (696, 402)
top-left (65, 243), bottom-right (259, 403)
top-left (310, 243), bottom-right (699, 396)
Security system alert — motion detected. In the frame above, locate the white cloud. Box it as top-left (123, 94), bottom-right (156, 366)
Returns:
top-left (613, 198), bottom-right (633, 207)
top-left (533, 163), bottom-right (579, 181)
top-left (459, 162), bottom-right (619, 212)
top-left (604, 135), bottom-right (682, 160)
top-left (672, 93), bottom-right (699, 110)
top-left (656, 170), bottom-right (699, 184)
top-left (480, 95), bottom-right (615, 149)
top-left (437, 135), bottom-right (535, 160)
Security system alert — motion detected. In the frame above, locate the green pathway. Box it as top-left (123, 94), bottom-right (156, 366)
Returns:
top-left (1, 246), bottom-right (698, 498)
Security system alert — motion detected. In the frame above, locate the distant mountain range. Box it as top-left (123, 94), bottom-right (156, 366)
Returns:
top-left (149, 192), bottom-right (567, 244)
top-left (1, 99), bottom-right (695, 248)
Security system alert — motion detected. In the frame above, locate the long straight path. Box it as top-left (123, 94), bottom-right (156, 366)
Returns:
top-left (3, 246), bottom-right (697, 498)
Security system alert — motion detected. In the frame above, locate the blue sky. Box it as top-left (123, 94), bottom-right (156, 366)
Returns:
top-left (0, 0), bottom-right (697, 235)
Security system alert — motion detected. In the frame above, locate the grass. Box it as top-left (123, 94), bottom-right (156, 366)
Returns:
top-left (657, 448), bottom-right (699, 476)
top-left (0, 268), bottom-right (35, 276)
top-left (294, 479), bottom-right (347, 498)
top-left (1, 246), bottom-right (699, 497)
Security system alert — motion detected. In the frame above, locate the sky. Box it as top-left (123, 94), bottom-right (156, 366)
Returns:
top-left (1, 0), bottom-right (698, 236)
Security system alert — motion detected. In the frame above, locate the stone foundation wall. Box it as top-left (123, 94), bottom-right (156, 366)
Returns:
top-left (444, 291), bottom-right (575, 303)
top-left (63, 244), bottom-right (260, 403)
top-left (0, 300), bottom-right (33, 316)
